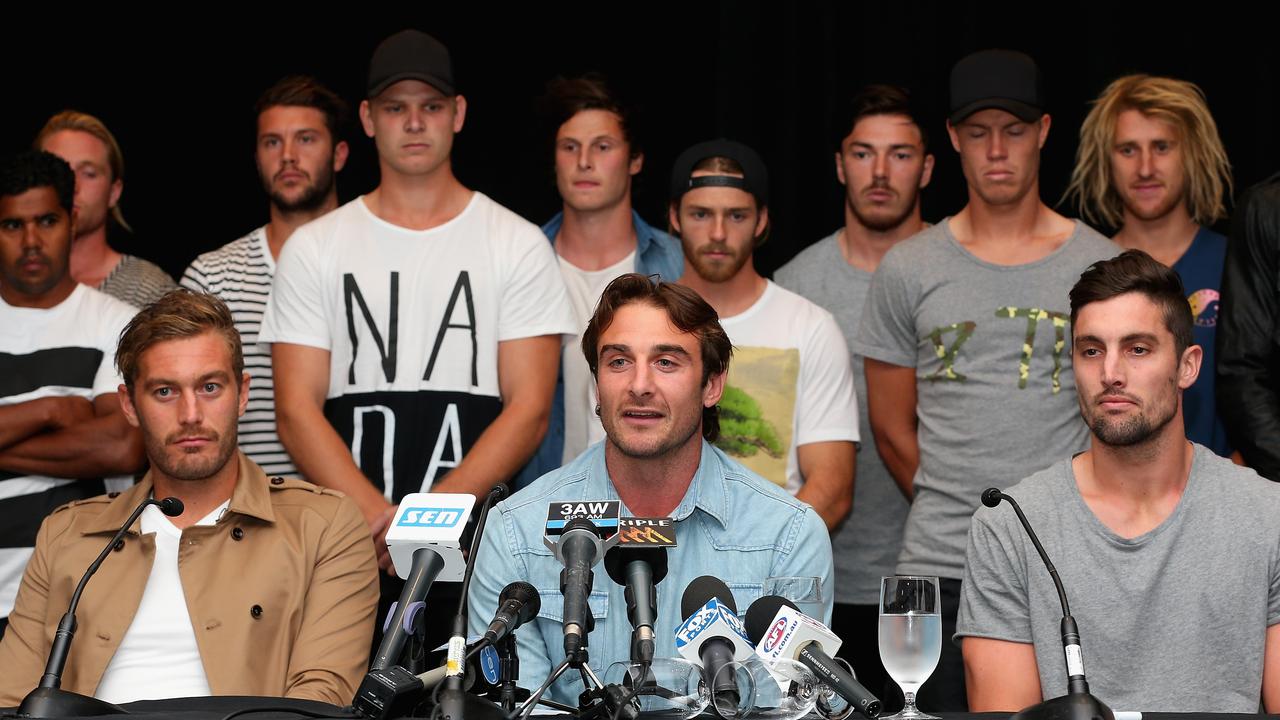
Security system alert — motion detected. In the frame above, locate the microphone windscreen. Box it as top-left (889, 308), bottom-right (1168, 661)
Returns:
top-left (681, 575), bottom-right (736, 618)
top-left (158, 497), bottom-right (185, 517)
top-left (603, 546), bottom-right (669, 587)
top-left (498, 581), bottom-right (541, 621)
top-left (981, 488), bottom-right (1003, 508)
top-left (744, 595), bottom-right (798, 644)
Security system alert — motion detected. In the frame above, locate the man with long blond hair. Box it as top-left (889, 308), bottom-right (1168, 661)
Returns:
top-left (1065, 74), bottom-right (1234, 457)
top-left (35, 111), bottom-right (176, 308)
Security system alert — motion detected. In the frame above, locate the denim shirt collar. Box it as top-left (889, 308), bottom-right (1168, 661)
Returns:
top-left (579, 440), bottom-right (729, 529)
top-left (541, 209), bottom-right (665, 259)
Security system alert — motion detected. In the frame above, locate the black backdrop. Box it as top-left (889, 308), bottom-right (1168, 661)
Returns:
top-left (2, 3), bottom-right (1275, 279)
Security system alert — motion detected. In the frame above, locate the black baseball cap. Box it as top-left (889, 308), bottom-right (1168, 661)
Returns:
top-left (949, 49), bottom-right (1044, 123)
top-left (669, 138), bottom-right (769, 208)
top-left (367, 29), bottom-right (455, 98)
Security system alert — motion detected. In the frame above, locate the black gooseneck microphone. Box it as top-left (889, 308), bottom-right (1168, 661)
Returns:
top-left (481, 581), bottom-right (541, 646)
top-left (603, 546), bottom-right (668, 665)
top-left (981, 488), bottom-right (1114, 720)
top-left (18, 495), bottom-right (185, 718)
top-left (555, 517), bottom-right (604, 660)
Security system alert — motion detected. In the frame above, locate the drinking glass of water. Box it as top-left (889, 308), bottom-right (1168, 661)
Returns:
top-left (878, 576), bottom-right (941, 720)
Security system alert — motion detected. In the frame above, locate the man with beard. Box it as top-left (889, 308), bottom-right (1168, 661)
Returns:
top-left (673, 139), bottom-right (858, 530)
top-left (36, 112), bottom-right (177, 308)
top-left (0, 151), bottom-right (143, 639)
top-left (853, 50), bottom-right (1117, 710)
top-left (957, 251), bottom-right (1280, 713)
top-left (182, 76), bottom-right (350, 477)
top-left (1065, 74), bottom-right (1235, 458)
top-left (774, 83), bottom-right (933, 699)
top-left (0, 291), bottom-right (378, 706)
top-left (467, 273), bottom-right (832, 705)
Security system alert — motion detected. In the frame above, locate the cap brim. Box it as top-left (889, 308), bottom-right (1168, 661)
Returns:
top-left (949, 98), bottom-right (1043, 124)
top-left (368, 72), bottom-right (455, 99)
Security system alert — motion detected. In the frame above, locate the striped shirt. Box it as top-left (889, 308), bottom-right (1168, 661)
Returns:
top-left (182, 228), bottom-right (296, 477)
top-left (99, 254), bottom-right (177, 309)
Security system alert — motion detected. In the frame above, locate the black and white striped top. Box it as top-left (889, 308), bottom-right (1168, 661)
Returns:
top-left (182, 228), bottom-right (296, 477)
top-left (99, 254), bottom-right (178, 309)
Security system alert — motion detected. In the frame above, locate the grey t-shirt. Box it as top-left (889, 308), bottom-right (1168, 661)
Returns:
top-left (852, 219), bottom-right (1117, 579)
top-left (775, 231), bottom-right (909, 605)
top-left (957, 445), bottom-right (1280, 712)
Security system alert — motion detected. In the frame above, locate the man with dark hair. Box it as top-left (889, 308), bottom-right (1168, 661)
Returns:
top-left (36, 111), bottom-right (177, 308)
top-left (852, 50), bottom-right (1116, 709)
top-left (1065, 74), bottom-right (1235, 457)
top-left (672, 139), bottom-right (858, 533)
top-left (260, 30), bottom-right (574, 579)
top-left (957, 250), bottom-right (1280, 713)
top-left (1219, 174), bottom-right (1280, 480)
top-left (774, 83), bottom-right (933, 695)
top-left (467, 273), bottom-right (833, 704)
top-left (182, 75), bottom-right (351, 477)
top-left (518, 74), bottom-right (684, 488)
top-left (0, 290), bottom-right (378, 706)
top-left (0, 150), bottom-right (143, 638)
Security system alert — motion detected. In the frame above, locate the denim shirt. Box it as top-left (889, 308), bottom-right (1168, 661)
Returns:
top-left (513, 211), bottom-right (686, 490)
top-left (469, 440), bottom-right (833, 704)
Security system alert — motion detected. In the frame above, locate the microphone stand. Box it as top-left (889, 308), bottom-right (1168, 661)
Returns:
top-left (982, 488), bottom-right (1114, 720)
top-left (18, 497), bottom-right (181, 718)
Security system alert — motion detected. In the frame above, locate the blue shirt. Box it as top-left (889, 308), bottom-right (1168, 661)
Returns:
top-left (513, 211), bottom-right (685, 489)
top-left (1173, 228), bottom-right (1232, 457)
top-left (468, 440), bottom-right (834, 704)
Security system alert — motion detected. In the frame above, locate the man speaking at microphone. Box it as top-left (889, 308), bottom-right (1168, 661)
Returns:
top-left (957, 251), bottom-right (1280, 713)
top-left (468, 273), bottom-right (832, 703)
top-left (0, 291), bottom-right (379, 706)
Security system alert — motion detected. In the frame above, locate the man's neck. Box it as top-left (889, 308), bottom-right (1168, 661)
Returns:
top-left (264, 193), bottom-right (340, 260)
top-left (151, 458), bottom-right (240, 531)
top-left (1112, 206), bottom-right (1199, 268)
top-left (678, 265), bottom-right (767, 319)
top-left (555, 201), bottom-right (637, 271)
top-left (69, 227), bottom-right (123, 287)
top-left (605, 437), bottom-right (703, 517)
top-left (0, 275), bottom-right (77, 309)
top-left (365, 164), bottom-right (472, 231)
top-left (949, 185), bottom-right (1076, 265)
top-left (839, 207), bottom-right (926, 273)
top-left (1072, 424), bottom-right (1194, 539)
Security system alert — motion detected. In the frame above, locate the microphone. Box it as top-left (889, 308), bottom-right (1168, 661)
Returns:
top-left (981, 488), bottom-right (1114, 720)
top-left (553, 517), bottom-right (604, 659)
top-left (481, 581), bottom-right (540, 645)
top-left (17, 495), bottom-right (184, 718)
top-left (603, 546), bottom-right (668, 665)
top-left (370, 492), bottom-right (476, 671)
top-left (744, 596), bottom-right (881, 718)
top-left (674, 576), bottom-right (754, 717)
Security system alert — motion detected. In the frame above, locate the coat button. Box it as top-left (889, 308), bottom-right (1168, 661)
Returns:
top-left (113, 539), bottom-right (125, 552)
top-left (231, 527), bottom-right (244, 541)
top-left (270, 477), bottom-right (284, 486)
top-left (107, 491), bottom-right (120, 498)
top-left (250, 604), bottom-right (263, 619)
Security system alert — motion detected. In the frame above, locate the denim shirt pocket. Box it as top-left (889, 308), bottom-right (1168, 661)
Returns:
top-left (531, 586), bottom-right (611, 693)
top-left (725, 582), bottom-right (764, 619)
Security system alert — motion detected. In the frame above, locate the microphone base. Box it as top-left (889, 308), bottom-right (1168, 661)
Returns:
top-left (1012, 692), bottom-right (1114, 720)
top-left (17, 687), bottom-right (127, 718)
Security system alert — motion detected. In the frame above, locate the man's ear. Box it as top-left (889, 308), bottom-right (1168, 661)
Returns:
top-left (702, 370), bottom-right (725, 409)
top-left (1178, 344), bottom-right (1203, 391)
top-left (118, 384), bottom-right (141, 428)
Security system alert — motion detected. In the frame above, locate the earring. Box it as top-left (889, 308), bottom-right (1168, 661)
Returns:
top-left (594, 404), bottom-right (601, 417)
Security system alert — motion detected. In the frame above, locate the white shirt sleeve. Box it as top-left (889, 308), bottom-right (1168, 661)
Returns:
top-left (259, 230), bottom-right (333, 351)
top-left (795, 307), bottom-right (860, 446)
top-left (495, 224), bottom-right (577, 343)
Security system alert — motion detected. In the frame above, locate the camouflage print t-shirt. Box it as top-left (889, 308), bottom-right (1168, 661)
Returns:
top-left (852, 219), bottom-right (1117, 580)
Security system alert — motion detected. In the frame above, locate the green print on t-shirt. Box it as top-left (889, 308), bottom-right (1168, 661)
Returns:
top-left (925, 307), bottom-right (1070, 393)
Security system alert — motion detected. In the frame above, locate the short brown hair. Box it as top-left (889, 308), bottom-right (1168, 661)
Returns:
top-left (1069, 250), bottom-right (1194, 357)
top-left (116, 290), bottom-right (244, 392)
top-left (581, 273), bottom-right (732, 441)
top-left (539, 73), bottom-right (640, 158)
top-left (34, 110), bottom-right (131, 232)
top-left (255, 75), bottom-right (349, 143)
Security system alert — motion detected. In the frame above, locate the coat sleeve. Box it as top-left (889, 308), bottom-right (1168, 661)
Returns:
top-left (1218, 176), bottom-right (1280, 480)
top-left (0, 515), bottom-right (60, 707)
top-left (283, 496), bottom-right (379, 705)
